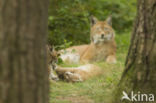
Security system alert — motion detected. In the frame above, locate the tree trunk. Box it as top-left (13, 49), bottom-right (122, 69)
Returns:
top-left (0, 0), bottom-right (49, 103)
top-left (113, 0), bottom-right (156, 102)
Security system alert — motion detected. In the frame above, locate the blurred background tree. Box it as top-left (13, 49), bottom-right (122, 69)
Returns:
top-left (48, 0), bottom-right (136, 48)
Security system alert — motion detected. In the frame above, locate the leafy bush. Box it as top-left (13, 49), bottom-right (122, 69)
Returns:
top-left (48, 0), bottom-right (136, 46)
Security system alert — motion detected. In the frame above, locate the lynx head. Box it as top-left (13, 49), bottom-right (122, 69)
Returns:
top-left (90, 16), bottom-right (115, 44)
top-left (46, 45), bottom-right (59, 70)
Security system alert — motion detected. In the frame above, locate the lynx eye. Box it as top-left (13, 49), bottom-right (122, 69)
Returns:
top-left (96, 27), bottom-right (101, 31)
top-left (91, 37), bottom-right (94, 41)
top-left (104, 28), bottom-right (109, 31)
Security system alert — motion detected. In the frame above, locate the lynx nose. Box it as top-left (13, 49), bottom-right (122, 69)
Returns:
top-left (101, 34), bottom-right (104, 38)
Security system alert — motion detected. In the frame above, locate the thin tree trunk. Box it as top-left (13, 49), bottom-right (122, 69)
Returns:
top-left (0, 0), bottom-right (49, 103)
top-left (113, 0), bottom-right (156, 102)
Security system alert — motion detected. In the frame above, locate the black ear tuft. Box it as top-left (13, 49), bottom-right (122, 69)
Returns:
top-left (90, 16), bottom-right (98, 26)
top-left (106, 15), bottom-right (112, 26)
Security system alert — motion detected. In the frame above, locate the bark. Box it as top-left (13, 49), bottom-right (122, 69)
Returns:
top-left (113, 0), bottom-right (156, 102)
top-left (0, 0), bottom-right (49, 103)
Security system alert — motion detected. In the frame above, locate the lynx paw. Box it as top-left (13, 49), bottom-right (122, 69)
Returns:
top-left (106, 56), bottom-right (116, 64)
top-left (64, 72), bottom-right (83, 82)
top-left (49, 73), bottom-right (59, 81)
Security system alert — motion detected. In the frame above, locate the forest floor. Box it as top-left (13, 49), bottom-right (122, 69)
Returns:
top-left (50, 32), bottom-right (131, 103)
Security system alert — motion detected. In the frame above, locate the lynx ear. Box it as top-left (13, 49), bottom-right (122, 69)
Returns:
top-left (47, 44), bottom-right (54, 52)
top-left (90, 16), bottom-right (98, 26)
top-left (106, 15), bottom-right (112, 26)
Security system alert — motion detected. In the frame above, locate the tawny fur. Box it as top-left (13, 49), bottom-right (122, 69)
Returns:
top-left (60, 16), bottom-right (116, 64)
top-left (56, 64), bottom-right (102, 82)
top-left (46, 45), bottom-right (102, 82)
top-left (46, 45), bottom-right (59, 81)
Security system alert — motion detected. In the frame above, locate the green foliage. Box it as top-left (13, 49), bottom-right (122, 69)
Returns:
top-left (48, 0), bottom-right (136, 46)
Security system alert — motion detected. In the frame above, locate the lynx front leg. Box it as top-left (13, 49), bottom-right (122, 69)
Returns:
top-left (49, 72), bottom-right (59, 81)
top-left (80, 52), bottom-right (91, 63)
top-left (55, 67), bottom-right (78, 80)
top-left (80, 44), bottom-right (95, 63)
top-left (64, 72), bottom-right (83, 82)
top-left (55, 67), bottom-right (74, 75)
top-left (106, 55), bottom-right (116, 64)
top-left (48, 65), bottom-right (59, 81)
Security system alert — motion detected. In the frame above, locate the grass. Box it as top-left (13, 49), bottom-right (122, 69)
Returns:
top-left (50, 32), bottom-right (131, 103)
